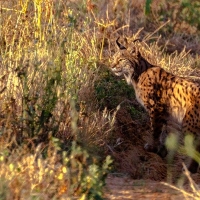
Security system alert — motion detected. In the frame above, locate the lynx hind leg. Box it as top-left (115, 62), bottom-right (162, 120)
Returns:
top-left (182, 108), bottom-right (200, 173)
top-left (187, 157), bottom-right (199, 174)
top-left (184, 142), bottom-right (200, 174)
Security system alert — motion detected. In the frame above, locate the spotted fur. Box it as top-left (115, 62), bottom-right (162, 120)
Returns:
top-left (110, 38), bottom-right (200, 173)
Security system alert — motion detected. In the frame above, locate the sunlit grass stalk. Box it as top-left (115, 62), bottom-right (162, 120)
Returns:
top-left (34, 0), bottom-right (42, 41)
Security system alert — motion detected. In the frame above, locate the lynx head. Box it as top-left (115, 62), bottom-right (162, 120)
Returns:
top-left (110, 37), bottom-right (142, 85)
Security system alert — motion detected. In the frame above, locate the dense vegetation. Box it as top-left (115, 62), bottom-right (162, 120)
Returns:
top-left (0, 0), bottom-right (200, 199)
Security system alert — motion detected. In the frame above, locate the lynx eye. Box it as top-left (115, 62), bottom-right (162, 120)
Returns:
top-left (130, 50), bottom-right (135, 54)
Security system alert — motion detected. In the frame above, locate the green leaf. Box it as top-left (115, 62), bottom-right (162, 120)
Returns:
top-left (145, 0), bottom-right (152, 15)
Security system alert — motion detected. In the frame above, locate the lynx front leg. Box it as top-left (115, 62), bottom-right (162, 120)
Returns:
top-left (144, 107), bottom-right (168, 157)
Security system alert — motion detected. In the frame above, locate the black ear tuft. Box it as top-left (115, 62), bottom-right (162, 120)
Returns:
top-left (133, 38), bottom-right (142, 43)
top-left (116, 37), bottom-right (126, 50)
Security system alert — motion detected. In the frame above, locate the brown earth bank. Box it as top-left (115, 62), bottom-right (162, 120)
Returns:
top-left (103, 104), bottom-right (200, 199)
top-left (110, 105), bottom-right (200, 180)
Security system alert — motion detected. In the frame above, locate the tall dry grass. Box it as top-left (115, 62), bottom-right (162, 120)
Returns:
top-left (0, 0), bottom-right (115, 199)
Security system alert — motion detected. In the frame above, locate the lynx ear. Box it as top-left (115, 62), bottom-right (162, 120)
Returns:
top-left (116, 37), bottom-right (126, 50)
top-left (129, 38), bottom-right (142, 56)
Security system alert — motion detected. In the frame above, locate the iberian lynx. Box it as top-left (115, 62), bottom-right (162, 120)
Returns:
top-left (110, 38), bottom-right (200, 173)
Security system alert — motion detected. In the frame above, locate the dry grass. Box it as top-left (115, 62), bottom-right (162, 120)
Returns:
top-left (162, 164), bottom-right (200, 199)
top-left (0, 0), bottom-right (200, 199)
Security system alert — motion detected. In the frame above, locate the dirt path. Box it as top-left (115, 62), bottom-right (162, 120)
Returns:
top-left (104, 174), bottom-right (188, 200)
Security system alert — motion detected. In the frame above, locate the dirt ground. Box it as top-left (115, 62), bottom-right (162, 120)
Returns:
top-left (104, 174), bottom-right (187, 200)
top-left (103, 104), bottom-right (200, 199)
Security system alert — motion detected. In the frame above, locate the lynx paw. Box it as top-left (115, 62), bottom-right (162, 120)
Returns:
top-left (157, 145), bottom-right (168, 158)
top-left (144, 143), bottom-right (168, 158)
top-left (144, 143), bottom-right (157, 152)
